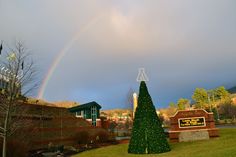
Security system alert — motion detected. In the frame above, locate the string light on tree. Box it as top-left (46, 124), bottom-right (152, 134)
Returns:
top-left (136, 68), bottom-right (149, 82)
top-left (128, 68), bottom-right (171, 154)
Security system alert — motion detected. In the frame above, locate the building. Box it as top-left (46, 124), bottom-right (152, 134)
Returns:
top-left (69, 101), bottom-right (102, 126)
top-left (0, 99), bottom-right (103, 150)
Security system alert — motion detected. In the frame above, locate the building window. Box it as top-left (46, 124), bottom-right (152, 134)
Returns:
top-left (84, 110), bottom-right (86, 119)
top-left (91, 106), bottom-right (97, 126)
top-left (75, 111), bottom-right (80, 117)
top-left (76, 110), bottom-right (84, 118)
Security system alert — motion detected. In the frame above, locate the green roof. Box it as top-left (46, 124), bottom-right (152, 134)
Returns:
top-left (68, 101), bottom-right (101, 112)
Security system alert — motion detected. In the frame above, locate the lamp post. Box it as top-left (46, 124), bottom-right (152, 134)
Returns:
top-left (133, 93), bottom-right (138, 118)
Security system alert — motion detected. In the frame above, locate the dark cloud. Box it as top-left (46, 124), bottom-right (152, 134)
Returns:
top-left (0, 0), bottom-right (236, 109)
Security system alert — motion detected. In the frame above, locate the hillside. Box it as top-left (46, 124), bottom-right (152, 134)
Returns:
top-left (228, 86), bottom-right (236, 94)
top-left (26, 97), bottom-right (54, 106)
top-left (26, 97), bottom-right (79, 108)
top-left (53, 101), bottom-right (79, 108)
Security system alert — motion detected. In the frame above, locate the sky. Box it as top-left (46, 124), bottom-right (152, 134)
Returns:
top-left (0, 0), bottom-right (236, 109)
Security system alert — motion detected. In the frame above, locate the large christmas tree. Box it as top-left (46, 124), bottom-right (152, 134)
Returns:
top-left (128, 81), bottom-right (171, 154)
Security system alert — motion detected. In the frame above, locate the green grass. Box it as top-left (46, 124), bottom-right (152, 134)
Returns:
top-left (72, 128), bottom-right (236, 157)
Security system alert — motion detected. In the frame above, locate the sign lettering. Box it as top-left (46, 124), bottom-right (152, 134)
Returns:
top-left (178, 117), bottom-right (206, 128)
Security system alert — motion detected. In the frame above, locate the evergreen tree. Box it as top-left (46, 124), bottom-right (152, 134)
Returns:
top-left (128, 81), bottom-right (170, 154)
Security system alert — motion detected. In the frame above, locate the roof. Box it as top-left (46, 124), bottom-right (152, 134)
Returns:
top-left (68, 101), bottom-right (101, 112)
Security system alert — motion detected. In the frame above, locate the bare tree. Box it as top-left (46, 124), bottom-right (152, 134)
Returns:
top-left (0, 41), bottom-right (37, 157)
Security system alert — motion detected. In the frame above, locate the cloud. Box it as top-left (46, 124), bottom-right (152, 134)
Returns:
top-left (1, 0), bottom-right (236, 108)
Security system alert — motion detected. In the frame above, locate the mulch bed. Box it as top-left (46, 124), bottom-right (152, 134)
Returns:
top-left (28, 140), bottom-right (123, 157)
top-left (117, 139), bottom-right (129, 144)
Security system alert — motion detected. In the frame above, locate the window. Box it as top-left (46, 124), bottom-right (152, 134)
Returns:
top-left (76, 110), bottom-right (84, 118)
top-left (75, 111), bottom-right (81, 117)
top-left (91, 106), bottom-right (97, 126)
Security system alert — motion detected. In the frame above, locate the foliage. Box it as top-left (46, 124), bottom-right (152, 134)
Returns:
top-left (177, 98), bottom-right (190, 110)
top-left (219, 99), bottom-right (236, 119)
top-left (116, 111), bottom-right (123, 120)
top-left (212, 107), bottom-right (219, 121)
top-left (192, 88), bottom-right (208, 108)
top-left (75, 130), bottom-right (90, 145)
top-left (108, 121), bottom-right (117, 134)
top-left (128, 81), bottom-right (170, 154)
top-left (192, 86), bottom-right (230, 109)
top-left (0, 139), bottom-right (30, 157)
top-left (47, 142), bottom-right (64, 153)
top-left (158, 113), bottom-right (165, 124)
top-left (124, 118), bottom-right (132, 130)
top-left (96, 130), bottom-right (109, 143)
top-left (166, 103), bottom-right (177, 117)
top-left (214, 86), bottom-right (230, 100)
top-left (190, 86), bottom-right (231, 120)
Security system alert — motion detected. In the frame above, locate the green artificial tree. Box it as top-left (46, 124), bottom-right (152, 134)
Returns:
top-left (128, 81), bottom-right (171, 154)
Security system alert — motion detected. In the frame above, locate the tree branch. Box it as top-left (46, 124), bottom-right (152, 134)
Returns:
top-left (0, 126), bottom-right (5, 131)
top-left (0, 133), bottom-right (4, 137)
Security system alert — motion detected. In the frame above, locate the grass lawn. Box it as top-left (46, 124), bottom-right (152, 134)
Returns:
top-left (72, 128), bottom-right (236, 157)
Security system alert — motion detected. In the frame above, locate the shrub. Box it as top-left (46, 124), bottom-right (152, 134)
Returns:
top-left (96, 130), bottom-right (109, 143)
top-left (47, 142), bottom-right (64, 153)
top-left (0, 139), bottom-right (30, 157)
top-left (75, 130), bottom-right (90, 145)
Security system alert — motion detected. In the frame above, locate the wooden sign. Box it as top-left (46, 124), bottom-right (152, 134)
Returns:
top-left (168, 109), bottom-right (219, 142)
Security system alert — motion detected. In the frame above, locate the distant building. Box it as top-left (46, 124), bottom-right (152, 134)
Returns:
top-left (69, 101), bottom-right (102, 126)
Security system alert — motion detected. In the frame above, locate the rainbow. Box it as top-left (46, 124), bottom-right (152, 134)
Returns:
top-left (37, 14), bottom-right (104, 99)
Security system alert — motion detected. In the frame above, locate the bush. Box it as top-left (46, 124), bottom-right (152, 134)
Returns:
top-left (96, 130), bottom-right (109, 143)
top-left (75, 130), bottom-right (90, 145)
top-left (47, 142), bottom-right (64, 153)
top-left (219, 102), bottom-right (236, 119)
top-left (0, 139), bottom-right (30, 157)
